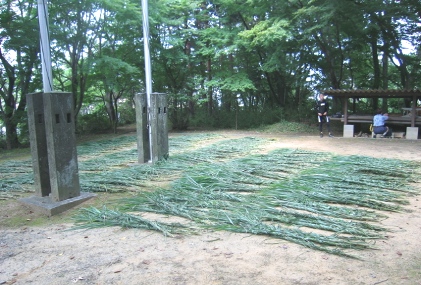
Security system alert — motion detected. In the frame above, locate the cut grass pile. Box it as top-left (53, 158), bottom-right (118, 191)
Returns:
top-left (0, 160), bottom-right (34, 198)
top-left (1, 133), bottom-right (420, 257)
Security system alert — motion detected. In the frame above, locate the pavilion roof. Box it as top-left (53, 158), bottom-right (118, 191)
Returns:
top-left (321, 89), bottom-right (421, 99)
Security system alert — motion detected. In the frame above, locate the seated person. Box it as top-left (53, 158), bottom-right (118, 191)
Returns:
top-left (373, 108), bottom-right (389, 137)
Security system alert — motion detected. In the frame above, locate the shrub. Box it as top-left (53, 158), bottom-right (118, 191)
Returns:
top-left (77, 111), bottom-right (111, 134)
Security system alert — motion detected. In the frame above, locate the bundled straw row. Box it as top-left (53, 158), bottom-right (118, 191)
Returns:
top-left (1, 133), bottom-right (419, 257)
top-left (73, 142), bottom-right (420, 258)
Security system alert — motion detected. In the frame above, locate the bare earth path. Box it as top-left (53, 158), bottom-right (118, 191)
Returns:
top-left (1, 131), bottom-right (421, 285)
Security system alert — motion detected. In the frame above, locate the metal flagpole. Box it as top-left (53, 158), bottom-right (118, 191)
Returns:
top-left (141, 0), bottom-right (153, 162)
top-left (37, 0), bottom-right (53, 92)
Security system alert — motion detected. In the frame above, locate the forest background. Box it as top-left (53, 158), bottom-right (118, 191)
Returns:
top-left (1, 0), bottom-right (420, 150)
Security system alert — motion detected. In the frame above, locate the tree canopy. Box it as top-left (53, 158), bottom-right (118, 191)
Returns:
top-left (1, 0), bottom-right (420, 148)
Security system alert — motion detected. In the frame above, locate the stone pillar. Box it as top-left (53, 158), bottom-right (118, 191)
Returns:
top-left (149, 94), bottom-right (159, 163)
top-left (134, 92), bottom-right (168, 163)
top-left (153, 93), bottom-right (168, 160)
top-left (406, 127), bottom-right (419, 140)
top-left (23, 92), bottom-right (95, 215)
top-left (43, 92), bottom-right (80, 201)
top-left (343, 124), bottom-right (354, 138)
top-left (27, 92), bottom-right (51, 196)
top-left (135, 93), bottom-right (150, 163)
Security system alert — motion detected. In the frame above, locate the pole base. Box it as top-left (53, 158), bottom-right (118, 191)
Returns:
top-left (19, 192), bottom-right (96, 216)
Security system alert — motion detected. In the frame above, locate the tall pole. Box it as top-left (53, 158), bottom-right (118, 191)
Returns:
top-left (141, 0), bottom-right (153, 162)
top-left (37, 0), bottom-right (53, 92)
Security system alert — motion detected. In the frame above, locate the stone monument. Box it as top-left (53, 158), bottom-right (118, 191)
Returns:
top-left (20, 92), bottom-right (95, 216)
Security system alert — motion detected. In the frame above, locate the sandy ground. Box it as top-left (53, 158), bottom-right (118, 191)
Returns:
top-left (1, 132), bottom-right (421, 285)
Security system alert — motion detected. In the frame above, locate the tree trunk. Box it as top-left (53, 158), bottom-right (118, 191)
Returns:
top-left (0, 52), bottom-right (18, 149)
top-left (104, 91), bottom-right (117, 132)
top-left (382, 46), bottom-right (389, 111)
top-left (207, 57), bottom-right (213, 115)
top-left (370, 33), bottom-right (380, 110)
top-left (4, 113), bottom-right (19, 150)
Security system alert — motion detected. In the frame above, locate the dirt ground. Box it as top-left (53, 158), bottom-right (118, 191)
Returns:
top-left (1, 131), bottom-right (421, 285)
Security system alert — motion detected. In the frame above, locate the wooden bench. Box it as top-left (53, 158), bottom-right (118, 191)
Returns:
top-left (333, 114), bottom-right (421, 125)
top-left (330, 114), bottom-right (420, 139)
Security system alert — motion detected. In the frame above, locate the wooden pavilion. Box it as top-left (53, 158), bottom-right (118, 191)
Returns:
top-left (321, 89), bottom-right (421, 139)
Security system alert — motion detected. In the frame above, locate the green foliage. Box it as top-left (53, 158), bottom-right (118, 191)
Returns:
top-left (77, 110), bottom-right (111, 134)
top-left (118, 100), bottom-right (136, 125)
top-left (189, 107), bottom-right (310, 130)
top-left (1, 0), bottom-right (421, 147)
top-left (206, 72), bottom-right (256, 92)
top-left (16, 120), bottom-right (29, 148)
top-left (168, 102), bottom-right (190, 130)
top-left (238, 19), bottom-right (291, 49)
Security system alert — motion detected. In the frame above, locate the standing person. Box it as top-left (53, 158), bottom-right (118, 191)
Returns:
top-left (373, 108), bottom-right (389, 138)
top-left (316, 93), bottom-right (333, 138)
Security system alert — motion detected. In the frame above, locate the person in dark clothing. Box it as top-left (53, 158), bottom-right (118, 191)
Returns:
top-left (316, 93), bottom-right (333, 138)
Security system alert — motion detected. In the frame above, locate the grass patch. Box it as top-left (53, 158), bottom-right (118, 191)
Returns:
top-left (260, 121), bottom-right (316, 134)
top-left (0, 147), bottom-right (31, 162)
top-left (259, 120), bottom-right (343, 135)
